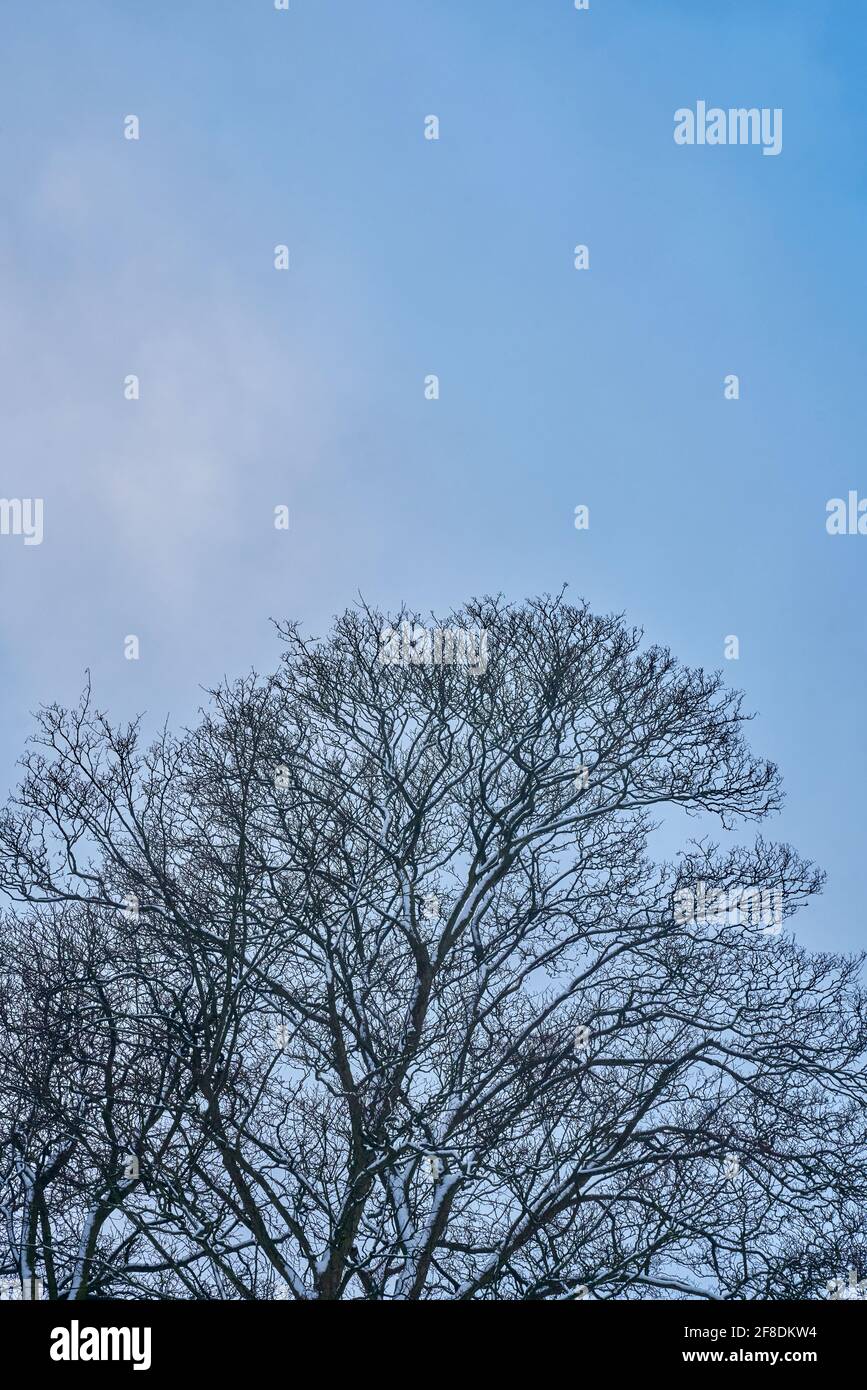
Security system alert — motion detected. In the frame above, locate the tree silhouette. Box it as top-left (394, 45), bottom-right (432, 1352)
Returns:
top-left (0, 593), bottom-right (864, 1299)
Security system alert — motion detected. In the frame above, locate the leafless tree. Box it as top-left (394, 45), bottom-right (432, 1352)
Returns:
top-left (0, 593), bottom-right (864, 1299)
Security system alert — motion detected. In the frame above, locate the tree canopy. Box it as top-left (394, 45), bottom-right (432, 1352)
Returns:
top-left (0, 593), bottom-right (864, 1299)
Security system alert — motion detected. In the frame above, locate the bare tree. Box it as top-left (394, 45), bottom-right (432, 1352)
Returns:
top-left (0, 593), bottom-right (864, 1299)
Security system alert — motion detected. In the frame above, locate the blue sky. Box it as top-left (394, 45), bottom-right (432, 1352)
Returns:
top-left (1, 0), bottom-right (865, 952)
